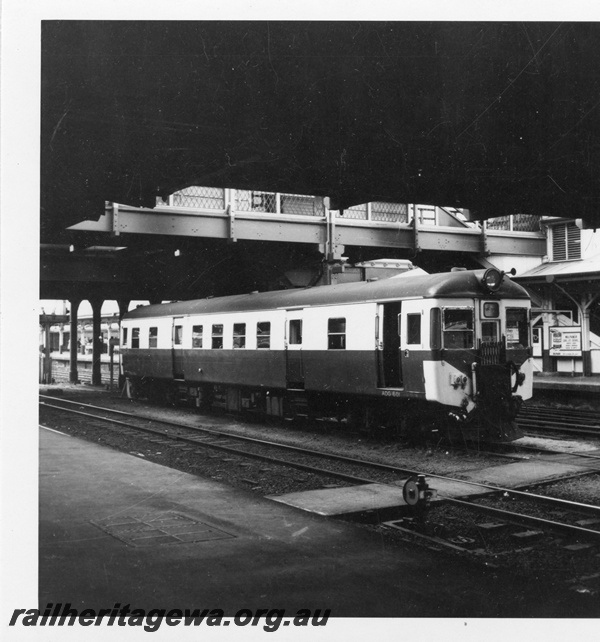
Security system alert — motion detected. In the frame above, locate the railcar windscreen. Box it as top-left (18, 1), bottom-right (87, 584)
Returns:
top-left (506, 308), bottom-right (529, 348)
top-left (443, 308), bottom-right (474, 349)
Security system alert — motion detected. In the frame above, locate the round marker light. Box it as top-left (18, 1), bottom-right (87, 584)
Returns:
top-left (482, 268), bottom-right (503, 292)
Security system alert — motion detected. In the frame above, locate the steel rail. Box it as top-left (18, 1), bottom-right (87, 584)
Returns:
top-left (512, 443), bottom-right (600, 463)
top-left (520, 417), bottom-right (599, 430)
top-left (523, 426), bottom-right (600, 438)
top-left (521, 406), bottom-right (600, 420)
top-left (522, 416), bottom-right (599, 428)
top-left (445, 497), bottom-right (600, 541)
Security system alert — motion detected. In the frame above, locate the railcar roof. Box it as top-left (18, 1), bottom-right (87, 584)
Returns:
top-left (123, 270), bottom-right (530, 319)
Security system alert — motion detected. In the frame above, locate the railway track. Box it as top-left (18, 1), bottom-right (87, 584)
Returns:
top-left (40, 394), bottom-right (600, 547)
top-left (40, 394), bottom-right (409, 488)
top-left (519, 404), bottom-right (600, 438)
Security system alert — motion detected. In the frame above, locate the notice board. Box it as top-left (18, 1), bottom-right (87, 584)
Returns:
top-left (549, 326), bottom-right (582, 357)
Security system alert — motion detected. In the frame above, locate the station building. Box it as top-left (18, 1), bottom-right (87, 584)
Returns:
top-left (514, 218), bottom-right (600, 377)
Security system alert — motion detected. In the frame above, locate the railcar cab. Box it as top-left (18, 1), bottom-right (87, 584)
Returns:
top-left (426, 267), bottom-right (532, 440)
top-left (375, 267), bottom-right (531, 441)
top-left (427, 269), bottom-right (531, 362)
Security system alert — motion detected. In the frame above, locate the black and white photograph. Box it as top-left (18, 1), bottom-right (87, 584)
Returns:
top-left (2, 1), bottom-right (600, 638)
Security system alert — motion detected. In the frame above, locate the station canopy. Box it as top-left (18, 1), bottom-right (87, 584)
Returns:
top-left (41, 21), bottom-right (600, 242)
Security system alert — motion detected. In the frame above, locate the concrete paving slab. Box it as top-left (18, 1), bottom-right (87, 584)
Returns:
top-left (461, 459), bottom-right (587, 487)
top-left (267, 483), bottom-right (406, 516)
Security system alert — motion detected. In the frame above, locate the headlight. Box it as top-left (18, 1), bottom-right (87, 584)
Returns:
top-left (482, 268), bottom-right (503, 292)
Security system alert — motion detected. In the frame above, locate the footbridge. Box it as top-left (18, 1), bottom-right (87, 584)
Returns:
top-left (69, 186), bottom-right (545, 262)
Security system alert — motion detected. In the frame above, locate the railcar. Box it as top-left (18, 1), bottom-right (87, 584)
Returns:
top-left (120, 267), bottom-right (533, 442)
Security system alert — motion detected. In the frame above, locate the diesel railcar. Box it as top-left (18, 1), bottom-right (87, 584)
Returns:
top-left (121, 268), bottom-right (533, 442)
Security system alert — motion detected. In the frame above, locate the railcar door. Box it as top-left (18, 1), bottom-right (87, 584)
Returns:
top-left (172, 317), bottom-right (185, 380)
top-left (399, 301), bottom-right (426, 393)
top-left (285, 312), bottom-right (304, 389)
top-left (378, 302), bottom-right (403, 387)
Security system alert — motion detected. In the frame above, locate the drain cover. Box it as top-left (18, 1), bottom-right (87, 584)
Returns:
top-left (92, 512), bottom-right (236, 547)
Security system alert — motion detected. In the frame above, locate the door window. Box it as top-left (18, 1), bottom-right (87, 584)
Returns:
top-left (289, 319), bottom-right (302, 345)
top-left (406, 314), bottom-right (421, 345)
top-left (174, 325), bottom-right (183, 346)
top-left (481, 321), bottom-right (499, 343)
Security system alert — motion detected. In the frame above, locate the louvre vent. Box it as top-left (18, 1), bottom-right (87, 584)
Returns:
top-left (552, 222), bottom-right (580, 261)
top-left (567, 223), bottom-right (581, 259)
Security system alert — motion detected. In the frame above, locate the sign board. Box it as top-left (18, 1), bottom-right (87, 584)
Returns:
top-left (549, 326), bottom-right (582, 357)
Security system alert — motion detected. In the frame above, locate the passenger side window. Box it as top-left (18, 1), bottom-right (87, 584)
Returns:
top-left (192, 325), bottom-right (203, 348)
top-left (257, 322), bottom-right (271, 349)
top-left (212, 324), bottom-right (223, 349)
top-left (406, 314), bottom-right (421, 345)
top-left (131, 328), bottom-right (140, 349)
top-left (149, 327), bottom-right (158, 348)
top-left (328, 318), bottom-right (346, 349)
top-left (289, 319), bottom-right (302, 345)
top-left (233, 323), bottom-right (246, 349)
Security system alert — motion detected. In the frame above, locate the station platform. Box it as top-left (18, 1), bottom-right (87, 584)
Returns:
top-left (532, 373), bottom-right (600, 408)
top-left (38, 426), bottom-right (595, 617)
top-left (533, 373), bottom-right (600, 394)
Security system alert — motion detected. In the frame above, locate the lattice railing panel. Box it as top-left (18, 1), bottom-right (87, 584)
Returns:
top-left (281, 194), bottom-right (324, 216)
top-left (171, 186), bottom-right (225, 209)
top-left (512, 214), bottom-right (540, 232)
top-left (488, 215), bottom-right (541, 232)
top-left (487, 216), bottom-right (511, 231)
top-left (371, 202), bottom-right (409, 222)
top-left (235, 190), bottom-right (277, 213)
top-left (341, 203), bottom-right (368, 220)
